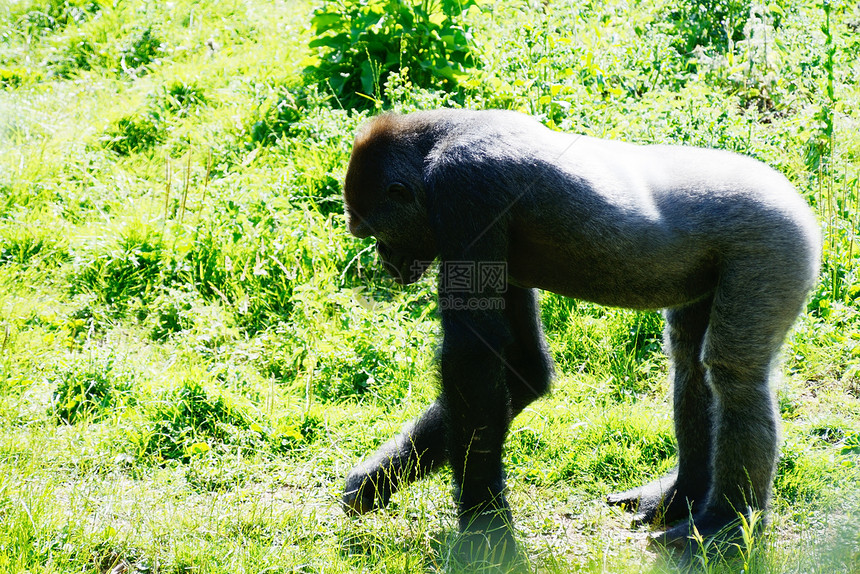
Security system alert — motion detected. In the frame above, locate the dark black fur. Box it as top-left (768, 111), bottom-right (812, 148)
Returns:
top-left (340, 109), bottom-right (820, 563)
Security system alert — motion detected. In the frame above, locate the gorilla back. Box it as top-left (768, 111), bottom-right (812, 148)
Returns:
top-left (341, 109), bottom-right (820, 563)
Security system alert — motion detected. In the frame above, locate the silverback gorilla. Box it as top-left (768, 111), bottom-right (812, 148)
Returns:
top-left (340, 109), bottom-right (820, 563)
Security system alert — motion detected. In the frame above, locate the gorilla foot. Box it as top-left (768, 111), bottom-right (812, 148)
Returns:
top-left (453, 509), bottom-right (520, 569)
top-left (606, 470), bottom-right (706, 527)
top-left (650, 508), bottom-right (767, 565)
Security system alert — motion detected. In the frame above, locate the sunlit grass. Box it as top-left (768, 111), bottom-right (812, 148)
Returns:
top-left (0, 0), bottom-right (858, 571)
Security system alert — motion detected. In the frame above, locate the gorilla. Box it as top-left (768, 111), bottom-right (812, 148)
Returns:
top-left (339, 109), bottom-right (820, 563)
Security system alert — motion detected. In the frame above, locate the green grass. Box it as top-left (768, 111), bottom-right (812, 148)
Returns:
top-left (1, 0), bottom-right (859, 571)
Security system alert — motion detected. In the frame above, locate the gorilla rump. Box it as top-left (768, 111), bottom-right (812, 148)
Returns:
top-left (340, 109), bottom-right (820, 563)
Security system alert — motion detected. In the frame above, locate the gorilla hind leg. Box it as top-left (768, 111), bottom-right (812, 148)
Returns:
top-left (656, 258), bottom-right (814, 548)
top-left (607, 295), bottom-right (714, 526)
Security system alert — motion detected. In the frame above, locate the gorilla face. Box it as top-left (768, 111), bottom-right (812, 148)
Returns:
top-left (344, 136), bottom-right (436, 284)
top-left (345, 192), bottom-right (435, 284)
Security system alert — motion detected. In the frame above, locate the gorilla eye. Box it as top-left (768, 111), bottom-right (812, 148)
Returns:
top-left (386, 182), bottom-right (413, 203)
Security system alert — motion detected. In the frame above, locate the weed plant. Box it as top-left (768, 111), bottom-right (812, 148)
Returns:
top-left (305, 0), bottom-right (479, 109)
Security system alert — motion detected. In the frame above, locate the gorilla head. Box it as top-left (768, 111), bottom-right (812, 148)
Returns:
top-left (343, 114), bottom-right (436, 284)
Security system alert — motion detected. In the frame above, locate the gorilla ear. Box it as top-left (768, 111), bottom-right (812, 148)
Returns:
top-left (386, 182), bottom-right (414, 204)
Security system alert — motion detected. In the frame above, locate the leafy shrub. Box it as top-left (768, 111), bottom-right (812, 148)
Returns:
top-left (250, 88), bottom-right (305, 144)
top-left (143, 380), bottom-right (256, 461)
top-left (0, 225), bottom-right (67, 266)
top-left (49, 353), bottom-right (133, 424)
top-left (119, 27), bottom-right (165, 75)
top-left (71, 224), bottom-right (170, 309)
top-left (305, 0), bottom-right (479, 109)
top-left (841, 432), bottom-right (860, 458)
top-left (12, 0), bottom-right (100, 35)
top-left (49, 33), bottom-right (103, 77)
top-left (157, 80), bottom-right (208, 117)
top-left (690, 4), bottom-right (789, 116)
top-left (144, 288), bottom-right (199, 341)
top-left (0, 67), bottom-right (40, 88)
top-left (313, 337), bottom-right (400, 402)
top-left (669, 0), bottom-right (753, 54)
top-left (102, 113), bottom-right (165, 155)
top-left (268, 412), bottom-right (324, 453)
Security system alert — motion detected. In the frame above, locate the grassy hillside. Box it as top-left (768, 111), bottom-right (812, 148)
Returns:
top-left (0, 0), bottom-right (858, 572)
